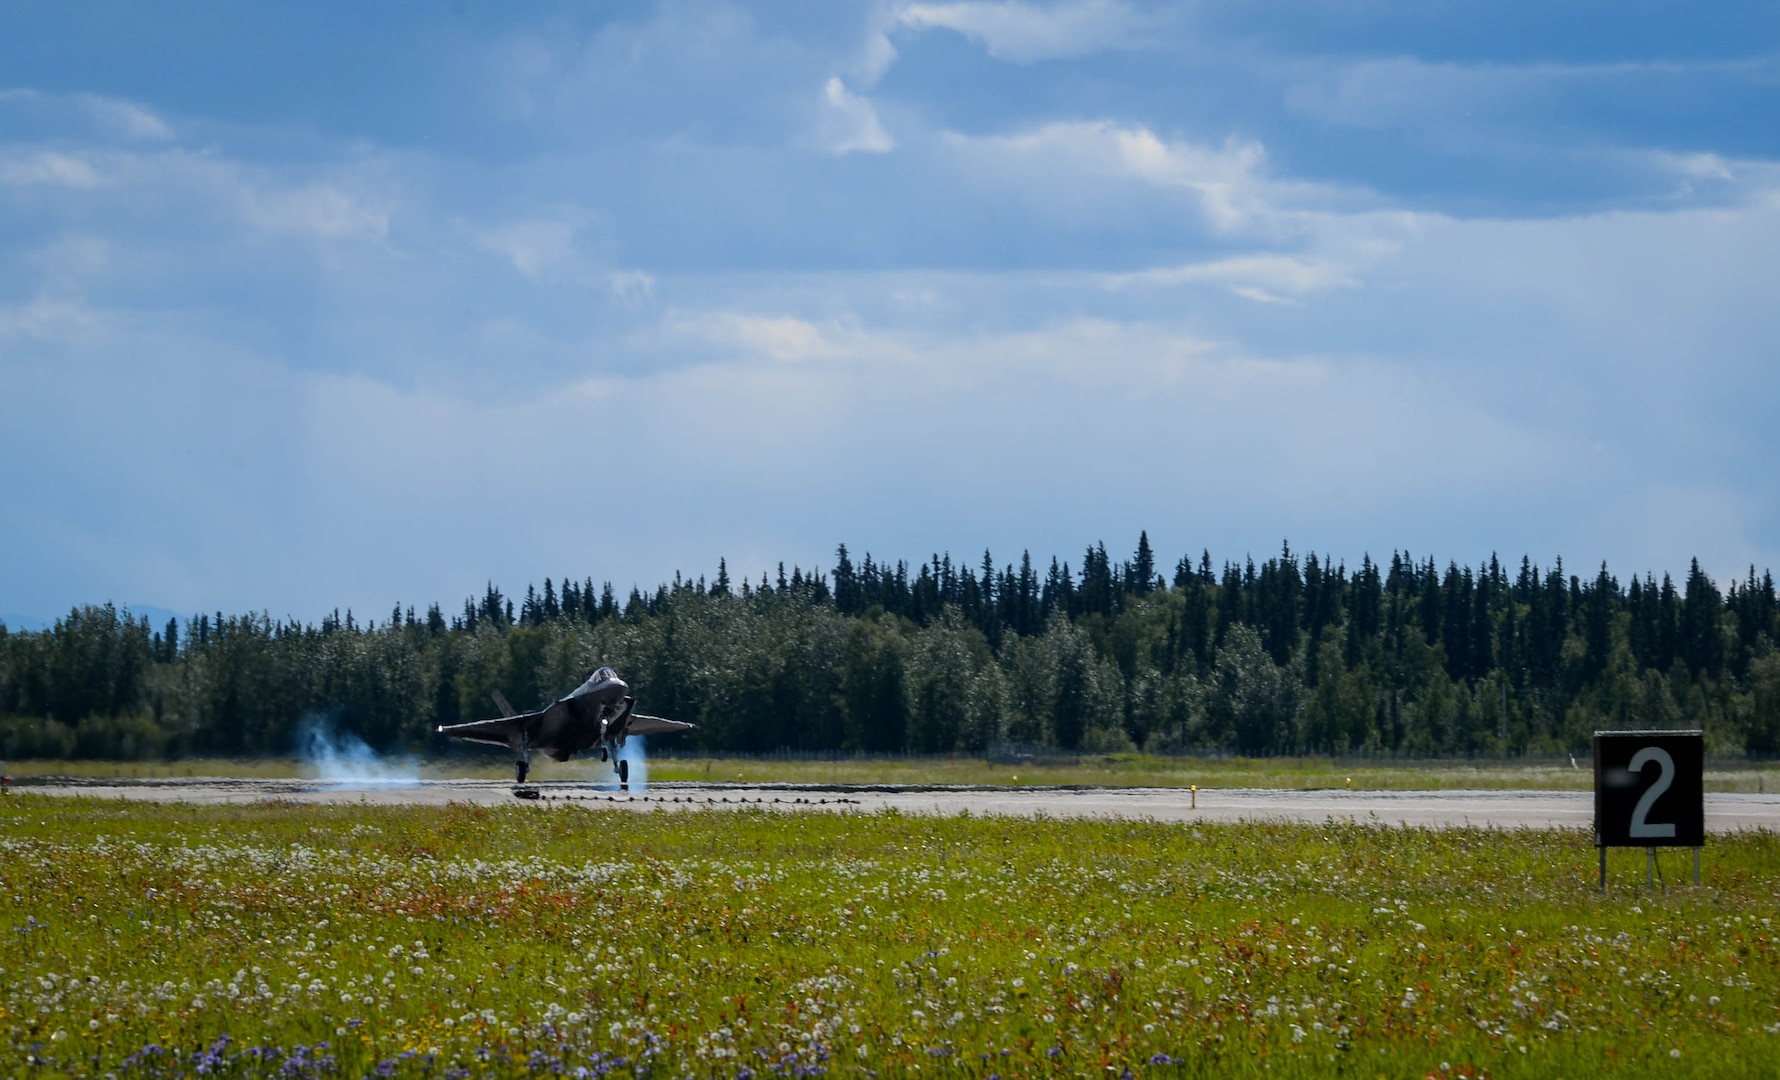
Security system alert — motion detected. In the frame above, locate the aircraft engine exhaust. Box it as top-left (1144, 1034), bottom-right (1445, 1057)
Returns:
top-left (299, 717), bottom-right (421, 786)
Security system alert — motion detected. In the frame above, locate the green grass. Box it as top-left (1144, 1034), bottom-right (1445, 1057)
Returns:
top-left (642, 754), bottom-right (1780, 793)
top-left (1, 795), bottom-right (1776, 1077)
top-left (9, 753), bottom-right (1780, 793)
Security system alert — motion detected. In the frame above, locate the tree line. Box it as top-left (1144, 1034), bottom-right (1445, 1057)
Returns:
top-left (2, 535), bottom-right (1778, 760)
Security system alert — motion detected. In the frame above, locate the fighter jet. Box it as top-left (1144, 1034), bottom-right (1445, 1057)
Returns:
top-left (437, 666), bottom-right (693, 788)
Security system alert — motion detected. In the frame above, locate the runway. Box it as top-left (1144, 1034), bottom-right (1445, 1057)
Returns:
top-left (15, 776), bottom-right (1780, 831)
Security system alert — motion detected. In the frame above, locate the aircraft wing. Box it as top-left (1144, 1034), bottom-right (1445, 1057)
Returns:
top-left (623, 713), bottom-right (695, 737)
top-left (437, 711), bottom-right (542, 748)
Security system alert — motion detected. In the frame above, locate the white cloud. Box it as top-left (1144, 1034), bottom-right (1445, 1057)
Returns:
top-left (0, 89), bottom-right (172, 141)
top-left (854, 26), bottom-right (900, 86)
top-left (79, 94), bottom-right (174, 140)
top-left (0, 297), bottom-right (106, 342)
top-left (667, 311), bottom-right (850, 362)
top-left (817, 77), bottom-right (895, 155)
top-left (240, 182), bottom-right (390, 241)
top-left (1657, 151), bottom-right (1736, 182)
top-left (481, 218), bottom-right (584, 281)
top-left (899, 0), bottom-right (1140, 63)
top-left (1106, 254), bottom-right (1360, 297)
top-left (1227, 285), bottom-right (1296, 305)
top-left (1, 135), bottom-right (395, 244)
top-left (0, 150), bottom-right (105, 188)
top-left (1627, 149), bottom-right (1780, 203)
top-left (946, 121), bottom-right (1294, 231)
top-left (609, 270), bottom-right (656, 308)
top-left (663, 307), bottom-right (1313, 392)
top-left (284, 306), bottom-right (1566, 595)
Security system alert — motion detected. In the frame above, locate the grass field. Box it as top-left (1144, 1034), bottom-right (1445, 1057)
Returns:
top-left (8, 753), bottom-right (1780, 793)
top-left (2, 795), bottom-right (1776, 1077)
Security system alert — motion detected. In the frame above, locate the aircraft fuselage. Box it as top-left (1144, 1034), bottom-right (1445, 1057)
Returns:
top-left (436, 665), bottom-right (692, 787)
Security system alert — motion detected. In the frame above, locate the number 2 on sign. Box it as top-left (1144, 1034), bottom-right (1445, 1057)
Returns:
top-left (1629, 746), bottom-right (1677, 839)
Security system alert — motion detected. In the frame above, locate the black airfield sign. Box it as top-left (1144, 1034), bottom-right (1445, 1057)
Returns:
top-left (1593, 729), bottom-right (1704, 848)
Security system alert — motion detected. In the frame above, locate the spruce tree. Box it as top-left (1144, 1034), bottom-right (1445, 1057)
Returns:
top-left (1132, 531), bottom-right (1155, 595)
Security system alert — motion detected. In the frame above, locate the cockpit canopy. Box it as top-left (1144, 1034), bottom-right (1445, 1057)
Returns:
top-left (591, 666), bottom-right (619, 684)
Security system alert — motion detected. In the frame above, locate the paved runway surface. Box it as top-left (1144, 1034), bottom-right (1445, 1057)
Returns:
top-left (16, 776), bottom-right (1780, 831)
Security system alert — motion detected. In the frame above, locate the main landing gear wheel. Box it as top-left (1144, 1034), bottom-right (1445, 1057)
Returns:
top-left (618, 758), bottom-right (630, 792)
top-left (515, 759), bottom-right (529, 785)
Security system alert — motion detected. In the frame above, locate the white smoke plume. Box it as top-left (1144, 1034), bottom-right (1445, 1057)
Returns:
top-left (298, 718), bottom-right (420, 786)
top-left (614, 736), bottom-right (648, 793)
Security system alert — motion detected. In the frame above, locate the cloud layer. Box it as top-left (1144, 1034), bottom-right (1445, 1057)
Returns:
top-left (2, 2), bottom-right (1777, 621)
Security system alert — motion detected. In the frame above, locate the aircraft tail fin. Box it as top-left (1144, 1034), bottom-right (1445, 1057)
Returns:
top-left (492, 689), bottom-right (518, 718)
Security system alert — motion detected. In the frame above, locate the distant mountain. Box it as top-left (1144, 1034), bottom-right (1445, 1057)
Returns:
top-left (121, 604), bottom-right (185, 630)
top-left (0, 613), bottom-right (48, 631)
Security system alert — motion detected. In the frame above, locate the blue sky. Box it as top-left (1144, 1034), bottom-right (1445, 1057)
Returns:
top-left (2, 1), bottom-right (1777, 625)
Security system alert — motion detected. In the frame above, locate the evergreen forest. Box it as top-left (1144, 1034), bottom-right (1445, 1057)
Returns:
top-left (3, 537), bottom-right (1779, 761)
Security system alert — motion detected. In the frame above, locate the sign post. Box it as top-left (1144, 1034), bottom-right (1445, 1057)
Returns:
top-left (1593, 730), bottom-right (1704, 890)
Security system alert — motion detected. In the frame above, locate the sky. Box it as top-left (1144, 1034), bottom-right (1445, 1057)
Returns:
top-left (2, 1), bottom-right (1778, 627)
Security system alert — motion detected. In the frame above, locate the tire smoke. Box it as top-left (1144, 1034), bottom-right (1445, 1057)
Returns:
top-left (298, 717), bottom-right (420, 786)
top-left (615, 736), bottom-right (648, 793)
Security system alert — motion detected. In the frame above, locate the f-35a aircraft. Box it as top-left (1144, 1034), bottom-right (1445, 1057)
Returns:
top-left (437, 667), bottom-right (693, 788)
